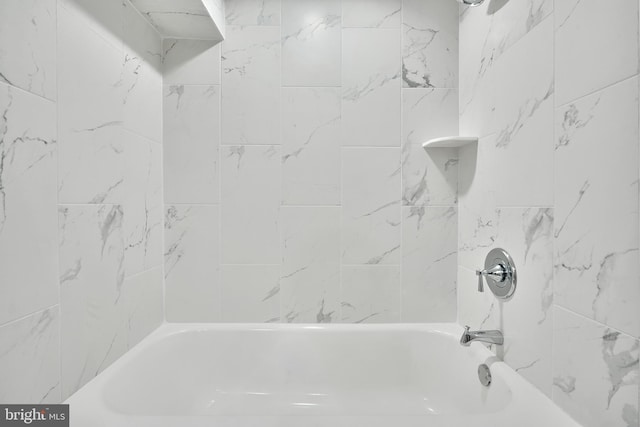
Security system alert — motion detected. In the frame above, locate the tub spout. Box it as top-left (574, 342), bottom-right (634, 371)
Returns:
top-left (460, 326), bottom-right (504, 347)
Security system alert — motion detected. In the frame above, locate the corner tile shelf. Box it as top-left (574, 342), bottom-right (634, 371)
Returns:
top-left (130, 0), bottom-right (225, 41)
top-left (422, 136), bottom-right (478, 149)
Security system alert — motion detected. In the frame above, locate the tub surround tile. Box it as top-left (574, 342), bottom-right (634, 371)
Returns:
top-left (222, 25), bottom-right (281, 145)
top-left (341, 266), bottom-right (401, 323)
top-left (402, 88), bottom-right (459, 147)
top-left (121, 267), bottom-right (163, 347)
top-left (459, 208), bottom-right (555, 396)
top-left (128, 0), bottom-right (222, 41)
top-left (281, 207), bottom-right (340, 323)
top-left (456, 133), bottom-right (500, 271)
top-left (59, 205), bottom-right (127, 399)
top-left (122, 2), bottom-right (162, 143)
top-left (282, 87), bottom-right (341, 206)
top-left (164, 205), bottom-right (221, 322)
top-left (554, 77), bottom-right (639, 338)
top-left (342, 28), bottom-right (401, 147)
top-left (163, 39), bottom-right (221, 86)
top-left (460, 14), bottom-right (555, 145)
top-left (401, 88), bottom-right (458, 206)
top-left (221, 145), bottom-right (281, 265)
top-left (402, 0), bottom-right (458, 89)
top-left (0, 84), bottom-right (58, 326)
top-left (402, 143), bottom-right (458, 207)
top-left (281, 0), bottom-right (341, 87)
top-left (57, 6), bottom-right (126, 204)
top-left (0, 307), bottom-right (60, 404)
top-left (221, 265), bottom-right (281, 323)
top-left (459, 0), bottom-right (552, 123)
top-left (401, 207), bottom-right (457, 322)
top-left (342, 0), bottom-right (401, 28)
top-left (457, 265), bottom-right (497, 335)
top-left (342, 148), bottom-right (401, 265)
top-left (553, 307), bottom-right (639, 427)
top-left (496, 208), bottom-right (554, 396)
top-left (163, 84), bottom-right (220, 205)
top-left (58, 0), bottom-right (124, 50)
top-left (555, 0), bottom-right (639, 106)
top-left (225, 0), bottom-right (280, 26)
top-left (0, 0), bottom-right (56, 100)
top-left (473, 19), bottom-right (555, 207)
top-left (124, 132), bottom-right (163, 277)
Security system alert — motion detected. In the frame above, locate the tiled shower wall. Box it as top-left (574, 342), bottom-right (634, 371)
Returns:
top-left (0, 0), bottom-right (163, 402)
top-left (458, 1), bottom-right (640, 426)
top-left (163, 0), bottom-right (460, 323)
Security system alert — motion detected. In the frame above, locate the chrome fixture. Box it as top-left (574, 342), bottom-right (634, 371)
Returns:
top-left (457, 0), bottom-right (485, 6)
top-left (478, 364), bottom-right (492, 387)
top-left (476, 248), bottom-right (517, 300)
top-left (460, 326), bottom-right (504, 347)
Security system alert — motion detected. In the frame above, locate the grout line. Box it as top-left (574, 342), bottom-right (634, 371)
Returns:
top-left (555, 73), bottom-right (640, 109)
top-left (55, 0), bottom-right (63, 400)
top-left (0, 79), bottom-right (56, 104)
top-left (553, 304), bottom-right (640, 340)
top-left (0, 304), bottom-right (60, 330)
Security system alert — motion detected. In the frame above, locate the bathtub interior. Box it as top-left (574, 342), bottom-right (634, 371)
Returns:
top-left (101, 327), bottom-right (512, 417)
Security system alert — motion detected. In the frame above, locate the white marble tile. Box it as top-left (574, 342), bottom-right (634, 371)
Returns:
top-left (206, 0), bottom-right (226, 38)
top-left (163, 39), bottom-right (221, 86)
top-left (342, 28), bottom-right (401, 147)
top-left (122, 1), bottom-right (162, 143)
top-left (0, 0), bottom-right (56, 100)
top-left (221, 26), bottom-right (281, 145)
top-left (281, 207), bottom-right (340, 323)
top-left (402, 207), bottom-right (457, 322)
top-left (342, 148), bottom-right (401, 265)
top-left (465, 18), bottom-right (555, 207)
top-left (0, 83), bottom-right (58, 326)
top-left (555, 0), bottom-right (639, 106)
top-left (341, 266), bottom-right (401, 323)
top-left (497, 208), bottom-right (554, 396)
top-left (456, 265), bottom-right (496, 332)
top-left (58, 0), bottom-right (124, 50)
top-left (402, 0), bottom-right (458, 88)
top-left (457, 135), bottom-right (499, 271)
top-left (459, 0), bottom-right (552, 125)
top-left (0, 308), bottom-right (60, 404)
top-left (58, 6), bottom-right (126, 204)
top-left (163, 84), bottom-right (220, 204)
top-left (282, 87), bottom-right (341, 206)
top-left (553, 307), bottom-right (639, 427)
top-left (129, 0), bottom-right (223, 40)
top-left (59, 205), bottom-right (127, 399)
top-left (342, 0), bottom-right (401, 28)
top-left (164, 205), bottom-right (220, 322)
top-left (281, 0), bottom-right (341, 87)
top-left (554, 77), bottom-right (639, 337)
top-left (221, 145), bottom-right (281, 264)
top-left (220, 265), bottom-right (281, 323)
top-left (225, 0), bottom-right (280, 26)
top-left (123, 131), bottom-right (163, 277)
top-left (121, 267), bottom-right (163, 347)
top-left (402, 88), bottom-right (458, 206)
top-left (458, 207), bottom-right (555, 396)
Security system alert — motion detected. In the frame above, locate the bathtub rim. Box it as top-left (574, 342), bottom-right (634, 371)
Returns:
top-left (64, 322), bottom-right (581, 427)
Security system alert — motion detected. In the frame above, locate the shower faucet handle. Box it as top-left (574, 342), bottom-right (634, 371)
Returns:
top-left (475, 264), bottom-right (507, 292)
top-left (476, 248), bottom-right (518, 300)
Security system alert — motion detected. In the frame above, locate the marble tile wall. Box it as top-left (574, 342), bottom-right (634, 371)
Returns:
top-left (459, 0), bottom-right (640, 425)
top-left (163, 0), bottom-right (459, 324)
top-left (0, 0), bottom-right (164, 402)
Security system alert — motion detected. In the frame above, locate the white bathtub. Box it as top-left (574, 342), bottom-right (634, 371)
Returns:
top-left (66, 323), bottom-right (580, 427)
